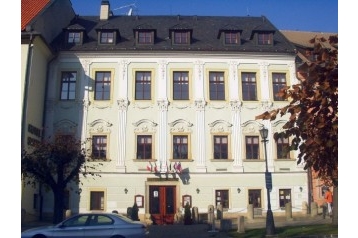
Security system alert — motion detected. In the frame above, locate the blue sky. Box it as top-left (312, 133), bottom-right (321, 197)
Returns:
top-left (70, 0), bottom-right (338, 33)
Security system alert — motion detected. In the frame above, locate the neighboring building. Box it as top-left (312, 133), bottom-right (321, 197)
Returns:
top-left (24, 0), bottom-right (312, 223)
top-left (281, 30), bottom-right (338, 209)
top-left (21, 0), bottom-right (75, 220)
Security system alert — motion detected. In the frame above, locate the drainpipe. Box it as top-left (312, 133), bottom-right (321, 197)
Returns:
top-left (21, 33), bottom-right (34, 151)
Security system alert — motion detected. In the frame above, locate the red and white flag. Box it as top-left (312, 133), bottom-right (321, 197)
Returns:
top-left (154, 163), bottom-right (158, 173)
top-left (146, 162), bottom-right (152, 172)
top-left (176, 162), bottom-right (182, 174)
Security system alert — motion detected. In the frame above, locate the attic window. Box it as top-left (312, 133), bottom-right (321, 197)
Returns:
top-left (224, 31), bottom-right (240, 45)
top-left (67, 32), bottom-right (81, 44)
top-left (99, 31), bottom-right (115, 44)
top-left (258, 32), bottom-right (272, 45)
top-left (137, 30), bottom-right (154, 44)
top-left (173, 31), bottom-right (190, 45)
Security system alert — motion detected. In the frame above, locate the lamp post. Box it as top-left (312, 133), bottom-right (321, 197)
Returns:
top-left (259, 127), bottom-right (275, 236)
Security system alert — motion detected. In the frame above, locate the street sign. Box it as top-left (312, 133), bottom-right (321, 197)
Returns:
top-left (265, 172), bottom-right (272, 190)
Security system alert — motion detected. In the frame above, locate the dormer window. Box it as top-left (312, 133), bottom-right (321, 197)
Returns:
top-left (138, 31), bottom-right (154, 44)
top-left (68, 32), bottom-right (81, 44)
top-left (174, 31), bottom-right (190, 44)
top-left (257, 32), bottom-right (273, 45)
top-left (224, 31), bottom-right (240, 45)
top-left (100, 31), bottom-right (114, 44)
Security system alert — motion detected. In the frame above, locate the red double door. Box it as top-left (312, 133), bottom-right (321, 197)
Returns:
top-left (149, 186), bottom-right (176, 225)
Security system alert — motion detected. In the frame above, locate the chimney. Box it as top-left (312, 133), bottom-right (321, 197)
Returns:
top-left (100, 1), bottom-right (110, 20)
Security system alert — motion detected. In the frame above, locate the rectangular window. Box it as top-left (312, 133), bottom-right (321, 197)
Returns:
top-left (272, 73), bottom-right (287, 101)
top-left (248, 189), bottom-right (262, 208)
top-left (258, 33), bottom-right (272, 45)
top-left (242, 72), bottom-right (257, 101)
top-left (100, 32), bottom-right (114, 44)
top-left (90, 191), bottom-right (104, 210)
top-left (245, 136), bottom-right (259, 159)
top-left (137, 135), bottom-right (152, 160)
top-left (213, 135), bottom-right (228, 159)
top-left (68, 32), bottom-right (81, 43)
top-left (279, 189), bottom-right (291, 208)
top-left (277, 137), bottom-right (290, 159)
top-left (173, 135), bottom-right (188, 159)
top-left (138, 31), bottom-right (153, 44)
top-left (60, 72), bottom-right (76, 100)
top-left (215, 190), bottom-right (229, 209)
top-left (173, 71), bottom-right (189, 100)
top-left (135, 71), bottom-right (151, 100)
top-left (174, 31), bottom-right (189, 44)
top-left (92, 135), bottom-right (107, 160)
top-left (209, 72), bottom-right (225, 100)
top-left (225, 32), bottom-right (239, 44)
top-left (94, 71), bottom-right (111, 100)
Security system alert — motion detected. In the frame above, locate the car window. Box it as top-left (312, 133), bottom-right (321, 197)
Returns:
top-left (63, 215), bottom-right (89, 227)
top-left (88, 215), bottom-right (114, 226)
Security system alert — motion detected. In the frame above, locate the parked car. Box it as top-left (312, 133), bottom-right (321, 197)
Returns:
top-left (21, 212), bottom-right (149, 238)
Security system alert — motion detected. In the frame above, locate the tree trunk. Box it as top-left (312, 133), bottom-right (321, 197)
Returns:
top-left (53, 187), bottom-right (65, 224)
top-left (332, 186), bottom-right (338, 225)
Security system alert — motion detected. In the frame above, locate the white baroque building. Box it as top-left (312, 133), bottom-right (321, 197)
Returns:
top-left (40, 1), bottom-right (308, 223)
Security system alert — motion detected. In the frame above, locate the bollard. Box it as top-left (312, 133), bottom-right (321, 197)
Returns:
top-left (302, 201), bottom-right (308, 215)
top-left (216, 204), bottom-right (223, 220)
top-left (237, 215), bottom-right (245, 233)
top-left (285, 202), bottom-right (293, 221)
top-left (247, 204), bottom-right (254, 220)
top-left (208, 205), bottom-right (216, 231)
top-left (310, 202), bottom-right (318, 217)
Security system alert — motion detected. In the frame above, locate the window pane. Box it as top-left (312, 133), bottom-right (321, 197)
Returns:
top-left (215, 190), bottom-right (229, 208)
top-left (246, 136), bottom-right (259, 159)
top-left (174, 31), bottom-right (189, 44)
top-left (225, 32), bottom-right (239, 44)
top-left (213, 135), bottom-right (228, 159)
top-left (173, 72), bottom-right (189, 100)
top-left (95, 72), bottom-right (111, 100)
top-left (209, 72), bottom-right (225, 100)
top-left (242, 73), bottom-right (257, 100)
top-left (135, 72), bottom-right (151, 100)
top-left (277, 137), bottom-right (290, 159)
top-left (272, 73), bottom-right (287, 101)
top-left (173, 135), bottom-right (188, 159)
top-left (92, 136), bottom-right (107, 159)
top-left (137, 135), bottom-right (152, 159)
top-left (60, 72), bottom-right (76, 100)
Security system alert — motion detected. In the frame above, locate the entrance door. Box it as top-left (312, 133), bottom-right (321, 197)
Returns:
top-left (149, 186), bottom-right (176, 225)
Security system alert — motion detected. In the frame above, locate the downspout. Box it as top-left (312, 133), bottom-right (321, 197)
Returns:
top-left (21, 33), bottom-right (34, 151)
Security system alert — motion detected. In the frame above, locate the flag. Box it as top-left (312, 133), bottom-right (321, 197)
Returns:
top-left (166, 163), bottom-right (169, 173)
top-left (176, 162), bottom-right (182, 174)
top-left (173, 162), bottom-right (177, 171)
top-left (147, 162), bottom-right (153, 172)
top-left (154, 162), bottom-right (158, 173)
top-left (169, 163), bottom-right (172, 172)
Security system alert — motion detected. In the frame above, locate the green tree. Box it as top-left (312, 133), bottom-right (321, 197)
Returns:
top-left (256, 36), bottom-right (338, 224)
top-left (21, 134), bottom-right (102, 224)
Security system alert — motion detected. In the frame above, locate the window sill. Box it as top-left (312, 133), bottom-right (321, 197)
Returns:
top-left (169, 159), bottom-right (193, 162)
top-left (210, 159), bottom-right (234, 162)
top-left (243, 159), bottom-right (264, 162)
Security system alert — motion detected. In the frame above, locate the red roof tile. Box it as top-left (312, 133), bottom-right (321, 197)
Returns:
top-left (21, 0), bottom-right (50, 31)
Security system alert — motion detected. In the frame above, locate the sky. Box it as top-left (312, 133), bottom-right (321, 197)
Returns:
top-left (70, 0), bottom-right (338, 33)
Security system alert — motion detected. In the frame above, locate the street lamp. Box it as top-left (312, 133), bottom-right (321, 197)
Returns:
top-left (259, 127), bottom-right (275, 236)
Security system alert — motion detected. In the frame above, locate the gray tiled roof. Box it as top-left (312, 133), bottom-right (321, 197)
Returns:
top-left (53, 15), bottom-right (296, 54)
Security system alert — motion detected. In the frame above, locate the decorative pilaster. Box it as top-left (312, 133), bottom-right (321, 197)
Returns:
top-left (157, 99), bottom-right (169, 171)
top-left (230, 100), bottom-right (244, 172)
top-left (116, 99), bottom-right (129, 172)
top-left (195, 99), bottom-right (207, 172)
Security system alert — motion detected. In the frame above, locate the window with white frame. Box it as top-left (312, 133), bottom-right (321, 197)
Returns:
top-left (245, 136), bottom-right (259, 159)
top-left (135, 71), bottom-right (152, 100)
top-left (173, 71), bottom-right (189, 100)
top-left (241, 72), bottom-right (257, 101)
top-left (209, 71), bottom-right (225, 100)
top-left (60, 71), bottom-right (76, 100)
top-left (272, 73), bottom-right (287, 101)
top-left (136, 135), bottom-right (152, 160)
top-left (94, 71), bottom-right (111, 100)
top-left (173, 135), bottom-right (189, 159)
top-left (92, 135), bottom-right (107, 160)
top-left (213, 135), bottom-right (228, 159)
top-left (90, 191), bottom-right (104, 210)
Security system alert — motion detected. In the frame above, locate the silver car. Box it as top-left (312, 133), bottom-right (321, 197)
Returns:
top-left (21, 213), bottom-right (149, 238)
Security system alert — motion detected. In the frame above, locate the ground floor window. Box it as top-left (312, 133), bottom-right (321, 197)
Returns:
top-left (248, 189), bottom-right (262, 208)
top-left (90, 191), bottom-right (104, 210)
top-left (215, 190), bottom-right (229, 208)
top-left (279, 189), bottom-right (291, 208)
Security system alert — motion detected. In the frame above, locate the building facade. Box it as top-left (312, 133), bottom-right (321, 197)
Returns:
top-left (32, 1), bottom-right (310, 223)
